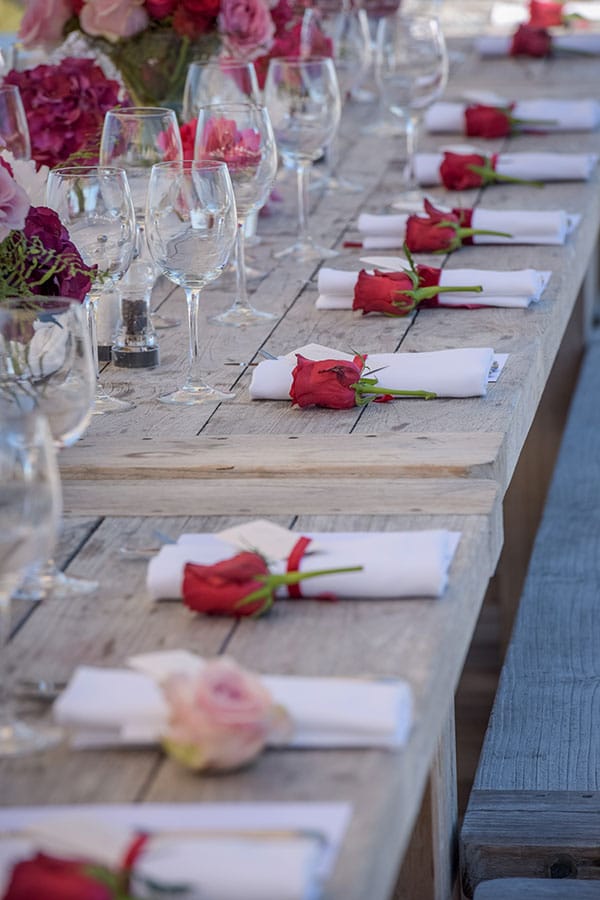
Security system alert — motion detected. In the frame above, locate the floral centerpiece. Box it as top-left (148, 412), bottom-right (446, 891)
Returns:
top-left (18, 0), bottom-right (322, 111)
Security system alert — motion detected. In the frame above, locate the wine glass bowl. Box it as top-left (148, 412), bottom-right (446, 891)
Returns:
top-left (0, 84), bottom-right (31, 160)
top-left (145, 159), bottom-right (238, 404)
top-left (183, 60), bottom-right (261, 123)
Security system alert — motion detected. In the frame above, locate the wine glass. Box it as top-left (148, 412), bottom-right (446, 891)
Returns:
top-left (264, 57), bottom-right (341, 262)
top-left (100, 107), bottom-right (184, 331)
top-left (376, 13), bottom-right (448, 210)
top-left (0, 84), bottom-right (31, 160)
top-left (145, 160), bottom-right (237, 404)
top-left (46, 165), bottom-right (137, 414)
top-left (0, 409), bottom-right (63, 756)
top-left (194, 102), bottom-right (277, 326)
top-left (0, 296), bottom-right (96, 600)
top-left (183, 60), bottom-right (261, 122)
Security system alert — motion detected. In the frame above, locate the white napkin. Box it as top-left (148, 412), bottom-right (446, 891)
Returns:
top-left (52, 650), bottom-right (414, 750)
top-left (147, 530), bottom-right (461, 601)
top-left (357, 208), bottom-right (578, 248)
top-left (491, 1), bottom-right (600, 26)
top-left (316, 266), bottom-right (550, 309)
top-left (476, 31), bottom-right (600, 55)
top-left (425, 99), bottom-right (600, 132)
top-left (415, 151), bottom-right (598, 185)
top-left (0, 803), bottom-right (351, 900)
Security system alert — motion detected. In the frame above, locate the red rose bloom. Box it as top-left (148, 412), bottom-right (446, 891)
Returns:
top-left (146, 0), bottom-right (178, 16)
top-left (183, 552), bottom-right (272, 616)
top-left (464, 104), bottom-right (512, 139)
top-left (528, 0), bottom-right (564, 27)
top-left (405, 200), bottom-right (461, 253)
top-left (353, 269), bottom-right (418, 316)
top-left (23, 206), bottom-right (94, 301)
top-left (510, 23), bottom-right (552, 56)
top-left (173, 0), bottom-right (221, 36)
top-left (439, 151), bottom-right (490, 190)
top-left (3, 853), bottom-right (113, 900)
top-left (290, 353), bottom-right (362, 409)
top-left (414, 264), bottom-right (444, 308)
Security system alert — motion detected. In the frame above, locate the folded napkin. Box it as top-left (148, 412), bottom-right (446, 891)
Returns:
top-left (317, 266), bottom-right (550, 308)
top-left (357, 209), bottom-right (578, 248)
top-left (425, 99), bottom-right (600, 133)
top-left (53, 650), bottom-right (414, 749)
top-left (476, 31), bottom-right (600, 54)
top-left (0, 803), bottom-right (351, 900)
top-left (415, 151), bottom-right (597, 185)
top-left (147, 530), bottom-right (461, 601)
top-left (492, 0), bottom-right (600, 26)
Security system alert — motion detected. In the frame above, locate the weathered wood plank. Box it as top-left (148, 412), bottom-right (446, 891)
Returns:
top-left (474, 879), bottom-right (600, 899)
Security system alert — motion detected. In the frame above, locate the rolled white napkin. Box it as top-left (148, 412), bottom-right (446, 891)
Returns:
top-left (53, 650), bottom-right (413, 749)
top-left (0, 803), bottom-right (349, 900)
top-left (425, 99), bottom-right (600, 132)
top-left (476, 31), bottom-right (600, 55)
top-left (415, 151), bottom-right (598, 185)
top-left (357, 208), bottom-right (578, 248)
top-left (491, 1), bottom-right (600, 26)
top-left (316, 266), bottom-right (550, 309)
top-left (249, 347), bottom-right (494, 400)
top-left (147, 530), bottom-right (461, 601)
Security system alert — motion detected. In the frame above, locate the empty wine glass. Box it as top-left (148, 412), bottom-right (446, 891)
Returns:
top-left (46, 165), bottom-right (137, 414)
top-left (183, 59), bottom-right (261, 122)
top-left (264, 57), bottom-right (341, 262)
top-left (0, 296), bottom-right (96, 600)
top-left (145, 160), bottom-right (237, 404)
top-left (0, 409), bottom-right (63, 756)
top-left (0, 84), bottom-right (31, 160)
top-left (195, 102), bottom-right (278, 325)
top-left (376, 13), bottom-right (448, 210)
top-left (100, 107), bottom-right (183, 332)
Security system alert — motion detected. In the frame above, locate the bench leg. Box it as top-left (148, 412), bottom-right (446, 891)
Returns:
top-left (394, 703), bottom-right (459, 900)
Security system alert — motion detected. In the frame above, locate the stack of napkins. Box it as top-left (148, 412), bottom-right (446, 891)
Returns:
top-left (357, 209), bottom-right (578, 248)
top-left (147, 529), bottom-right (461, 601)
top-left (0, 803), bottom-right (351, 900)
top-left (52, 650), bottom-right (414, 750)
top-left (425, 98), bottom-right (600, 133)
top-left (317, 266), bottom-right (551, 308)
top-left (415, 151), bottom-right (598, 185)
top-left (476, 31), bottom-right (600, 54)
top-left (249, 344), bottom-right (497, 400)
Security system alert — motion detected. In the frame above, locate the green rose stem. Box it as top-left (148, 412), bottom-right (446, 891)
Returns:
top-left (468, 162), bottom-right (544, 188)
top-left (236, 565), bottom-right (364, 616)
top-left (352, 378), bottom-right (437, 404)
top-left (403, 283), bottom-right (484, 305)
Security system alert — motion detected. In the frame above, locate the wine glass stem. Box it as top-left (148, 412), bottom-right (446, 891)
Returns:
top-left (86, 295), bottom-right (100, 380)
top-left (327, 136), bottom-right (339, 181)
top-left (404, 114), bottom-right (420, 192)
top-left (0, 591), bottom-right (15, 729)
top-left (296, 161), bottom-right (312, 246)
top-left (185, 287), bottom-right (205, 385)
top-left (233, 220), bottom-right (251, 312)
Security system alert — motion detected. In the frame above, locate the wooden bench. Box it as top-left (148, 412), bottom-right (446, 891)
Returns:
top-left (475, 880), bottom-right (600, 899)
top-left (461, 329), bottom-right (600, 898)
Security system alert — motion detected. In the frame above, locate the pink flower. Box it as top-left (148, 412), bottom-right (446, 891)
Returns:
top-left (199, 116), bottom-right (262, 170)
top-left (18, 0), bottom-right (73, 48)
top-left (161, 657), bottom-right (290, 770)
top-left (219, 0), bottom-right (276, 60)
top-left (0, 165), bottom-right (30, 243)
top-left (79, 0), bottom-right (149, 42)
top-left (145, 0), bottom-right (177, 16)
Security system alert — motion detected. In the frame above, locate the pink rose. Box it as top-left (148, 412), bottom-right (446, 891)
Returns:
top-left (0, 165), bottom-right (30, 243)
top-left (161, 657), bottom-right (290, 770)
top-left (80, 0), bottom-right (149, 42)
top-left (219, 0), bottom-right (276, 61)
top-left (18, 0), bottom-right (73, 48)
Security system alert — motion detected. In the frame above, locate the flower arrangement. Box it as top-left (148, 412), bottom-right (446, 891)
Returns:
top-left (18, 0), bottom-right (321, 109)
top-left (3, 57), bottom-right (123, 169)
top-left (0, 157), bottom-right (93, 302)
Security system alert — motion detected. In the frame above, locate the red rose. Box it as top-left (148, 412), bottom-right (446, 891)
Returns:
top-left (3, 853), bottom-right (113, 900)
top-left (414, 264), bottom-right (443, 308)
top-left (353, 269), bottom-right (418, 316)
top-left (23, 206), bottom-right (94, 301)
top-left (290, 353), bottom-right (362, 409)
top-left (405, 199), bottom-right (461, 253)
top-left (72, 0), bottom-right (85, 12)
top-left (510, 23), bottom-right (552, 56)
top-left (528, 0), bottom-right (564, 27)
top-left (439, 151), bottom-right (490, 190)
top-left (145, 0), bottom-right (178, 16)
top-left (173, 0), bottom-right (220, 36)
top-left (464, 104), bottom-right (512, 139)
top-left (451, 206), bottom-right (475, 244)
top-left (183, 552), bottom-right (272, 616)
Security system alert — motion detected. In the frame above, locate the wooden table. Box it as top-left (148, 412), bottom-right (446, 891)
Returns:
top-left (4, 40), bottom-right (600, 900)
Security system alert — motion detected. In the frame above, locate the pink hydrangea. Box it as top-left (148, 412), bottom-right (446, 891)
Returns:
top-left (18, 0), bottom-right (73, 48)
top-left (219, 0), bottom-right (275, 60)
top-left (79, 0), bottom-right (149, 42)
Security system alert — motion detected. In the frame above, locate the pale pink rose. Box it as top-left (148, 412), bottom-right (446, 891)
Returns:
top-left (19, 0), bottom-right (73, 48)
top-left (0, 164), bottom-right (31, 243)
top-left (80, 0), bottom-right (149, 42)
top-left (161, 657), bottom-right (290, 771)
top-left (219, 0), bottom-right (276, 61)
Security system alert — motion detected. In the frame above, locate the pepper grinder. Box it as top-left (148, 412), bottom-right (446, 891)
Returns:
top-left (112, 224), bottom-right (160, 369)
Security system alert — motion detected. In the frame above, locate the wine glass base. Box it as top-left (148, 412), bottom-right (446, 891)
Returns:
top-left (0, 719), bottom-right (63, 758)
top-left (151, 312), bottom-right (181, 329)
top-left (274, 239), bottom-right (339, 263)
top-left (93, 386), bottom-right (135, 416)
top-left (311, 173), bottom-right (364, 194)
top-left (15, 565), bottom-right (99, 601)
top-left (210, 305), bottom-right (277, 327)
top-left (159, 383), bottom-right (235, 405)
top-left (391, 188), bottom-right (426, 214)
top-left (361, 118), bottom-right (404, 137)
